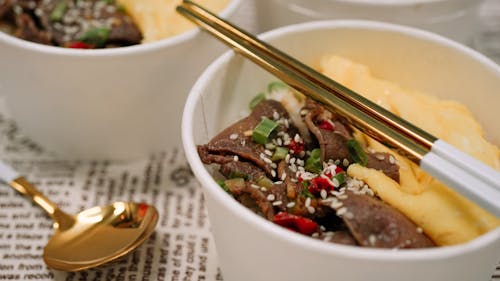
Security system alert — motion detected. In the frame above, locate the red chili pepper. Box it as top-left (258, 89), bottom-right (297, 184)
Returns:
top-left (308, 177), bottom-right (334, 194)
top-left (335, 166), bottom-right (344, 174)
top-left (288, 140), bottom-right (304, 155)
top-left (318, 120), bottom-right (335, 131)
top-left (67, 41), bottom-right (94, 49)
top-left (273, 212), bottom-right (318, 235)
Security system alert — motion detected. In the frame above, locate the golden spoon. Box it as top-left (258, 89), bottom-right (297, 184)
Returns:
top-left (0, 160), bottom-right (159, 272)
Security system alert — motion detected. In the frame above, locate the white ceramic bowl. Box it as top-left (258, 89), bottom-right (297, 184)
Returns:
top-left (182, 20), bottom-right (500, 281)
top-left (0, 0), bottom-right (242, 160)
top-left (253, 0), bottom-right (481, 45)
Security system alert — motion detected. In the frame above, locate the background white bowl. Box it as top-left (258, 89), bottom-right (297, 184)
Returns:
top-left (182, 20), bottom-right (500, 281)
top-left (253, 0), bottom-right (481, 45)
top-left (0, 0), bottom-right (242, 160)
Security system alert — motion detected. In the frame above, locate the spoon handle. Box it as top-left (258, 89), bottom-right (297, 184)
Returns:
top-left (0, 160), bottom-right (74, 229)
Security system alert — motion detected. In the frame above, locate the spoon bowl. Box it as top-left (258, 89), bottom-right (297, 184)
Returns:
top-left (44, 202), bottom-right (158, 271)
top-left (1, 162), bottom-right (158, 271)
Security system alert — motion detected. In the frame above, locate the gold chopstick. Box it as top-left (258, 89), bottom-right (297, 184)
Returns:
top-left (177, 0), bottom-right (500, 215)
top-left (177, 0), bottom-right (433, 163)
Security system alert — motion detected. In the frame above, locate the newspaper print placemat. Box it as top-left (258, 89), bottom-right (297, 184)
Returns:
top-left (0, 105), bottom-right (222, 281)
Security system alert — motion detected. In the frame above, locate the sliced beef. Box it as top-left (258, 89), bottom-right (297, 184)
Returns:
top-left (219, 161), bottom-right (266, 182)
top-left (366, 152), bottom-right (400, 182)
top-left (303, 99), bottom-right (352, 162)
top-left (316, 231), bottom-right (358, 246)
top-left (200, 100), bottom-right (291, 177)
top-left (0, 0), bottom-right (12, 18)
top-left (14, 12), bottom-right (51, 44)
top-left (37, 0), bottom-right (141, 47)
top-left (338, 191), bottom-right (435, 248)
top-left (226, 181), bottom-right (275, 221)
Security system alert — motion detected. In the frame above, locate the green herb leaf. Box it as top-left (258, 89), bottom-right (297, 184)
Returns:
top-left (50, 0), bottom-right (68, 22)
top-left (304, 148), bottom-right (323, 173)
top-left (333, 172), bottom-right (345, 186)
top-left (301, 186), bottom-right (314, 198)
top-left (79, 27), bottom-right (111, 48)
top-left (347, 139), bottom-right (368, 166)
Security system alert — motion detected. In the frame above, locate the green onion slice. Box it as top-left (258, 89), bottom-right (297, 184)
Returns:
top-left (79, 27), bottom-right (111, 48)
top-left (252, 117), bottom-right (279, 145)
top-left (333, 172), bottom-right (345, 186)
top-left (267, 81), bottom-right (287, 93)
top-left (50, 0), bottom-right (68, 21)
top-left (347, 139), bottom-right (368, 166)
top-left (304, 148), bottom-right (323, 173)
top-left (271, 147), bottom-right (289, 161)
top-left (249, 92), bottom-right (266, 110)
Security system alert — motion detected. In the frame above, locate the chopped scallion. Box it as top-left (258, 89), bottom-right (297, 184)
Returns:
top-left (216, 180), bottom-right (229, 193)
top-left (249, 92), bottom-right (266, 110)
top-left (267, 81), bottom-right (287, 93)
top-left (252, 117), bottom-right (278, 145)
top-left (347, 139), bottom-right (368, 166)
top-left (79, 27), bottom-right (111, 48)
top-left (333, 173), bottom-right (345, 185)
top-left (304, 148), bottom-right (322, 173)
top-left (256, 176), bottom-right (274, 189)
top-left (271, 147), bottom-right (289, 161)
top-left (50, 0), bottom-right (68, 21)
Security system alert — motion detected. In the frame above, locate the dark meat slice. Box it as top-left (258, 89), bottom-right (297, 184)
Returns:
top-left (227, 181), bottom-right (275, 221)
top-left (303, 99), bottom-right (400, 181)
top-left (201, 99), bottom-right (290, 177)
top-left (366, 152), bottom-right (400, 182)
top-left (219, 161), bottom-right (266, 182)
top-left (315, 231), bottom-right (358, 246)
top-left (303, 99), bottom-right (352, 162)
top-left (0, 0), bottom-right (12, 18)
top-left (37, 0), bottom-right (141, 47)
top-left (338, 191), bottom-right (435, 248)
top-left (14, 12), bottom-right (51, 44)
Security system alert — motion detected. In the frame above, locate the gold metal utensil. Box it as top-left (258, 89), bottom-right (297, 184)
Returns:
top-left (0, 160), bottom-right (158, 271)
top-left (176, 0), bottom-right (500, 216)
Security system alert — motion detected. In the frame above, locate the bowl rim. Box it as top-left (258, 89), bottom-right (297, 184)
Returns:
top-left (0, 0), bottom-right (242, 57)
top-left (182, 19), bottom-right (500, 260)
top-left (285, 0), bottom-right (476, 8)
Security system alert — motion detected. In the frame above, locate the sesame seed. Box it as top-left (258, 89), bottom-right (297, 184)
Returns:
top-left (320, 189), bottom-right (327, 199)
top-left (270, 163), bottom-right (277, 169)
top-left (267, 194), bottom-right (275, 201)
top-left (416, 227), bottom-right (423, 233)
top-left (285, 154), bottom-right (291, 163)
top-left (250, 184), bottom-right (260, 189)
top-left (244, 130), bottom-right (253, 137)
top-left (336, 207), bottom-right (347, 216)
top-left (305, 197), bottom-right (311, 207)
top-left (265, 143), bottom-right (276, 150)
top-left (389, 155), bottom-right (396, 164)
top-left (294, 134), bottom-right (301, 142)
top-left (300, 109), bottom-right (309, 116)
top-left (264, 149), bottom-right (273, 156)
top-left (330, 201), bottom-right (343, 209)
top-left (320, 225), bottom-right (326, 231)
top-left (260, 187), bottom-right (268, 192)
top-left (229, 133), bottom-right (238, 140)
top-left (271, 170), bottom-right (276, 178)
top-left (272, 200), bottom-right (283, 206)
top-left (368, 234), bottom-right (377, 246)
top-left (375, 154), bottom-right (385, 160)
top-left (233, 155), bottom-right (239, 162)
top-left (307, 206), bottom-right (315, 214)
top-left (281, 172), bottom-right (287, 180)
top-left (286, 202), bottom-right (295, 208)
top-left (273, 111), bottom-right (280, 120)
top-left (274, 181), bottom-right (283, 185)
top-left (343, 159), bottom-right (350, 166)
